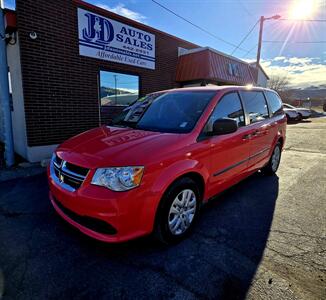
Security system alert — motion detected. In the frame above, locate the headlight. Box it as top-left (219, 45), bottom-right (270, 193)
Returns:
top-left (91, 166), bottom-right (144, 191)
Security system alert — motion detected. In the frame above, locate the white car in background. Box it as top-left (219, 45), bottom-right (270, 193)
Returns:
top-left (283, 103), bottom-right (311, 120)
top-left (283, 105), bottom-right (300, 122)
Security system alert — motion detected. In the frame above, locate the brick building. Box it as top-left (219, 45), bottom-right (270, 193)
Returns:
top-left (2, 0), bottom-right (267, 163)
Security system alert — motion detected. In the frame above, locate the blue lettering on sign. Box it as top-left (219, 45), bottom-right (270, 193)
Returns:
top-left (79, 8), bottom-right (155, 69)
top-left (82, 13), bottom-right (114, 46)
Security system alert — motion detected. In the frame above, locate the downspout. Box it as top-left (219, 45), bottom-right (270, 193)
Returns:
top-left (0, 2), bottom-right (14, 167)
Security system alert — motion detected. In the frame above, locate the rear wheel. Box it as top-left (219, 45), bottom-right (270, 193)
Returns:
top-left (154, 177), bottom-right (201, 244)
top-left (262, 142), bottom-right (282, 175)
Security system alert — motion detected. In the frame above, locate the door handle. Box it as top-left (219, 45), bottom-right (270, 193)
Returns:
top-left (251, 130), bottom-right (259, 136)
top-left (260, 126), bottom-right (270, 135)
top-left (242, 134), bottom-right (251, 140)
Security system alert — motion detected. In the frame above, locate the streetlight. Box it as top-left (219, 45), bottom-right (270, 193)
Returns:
top-left (256, 14), bottom-right (281, 66)
top-left (113, 74), bottom-right (117, 105)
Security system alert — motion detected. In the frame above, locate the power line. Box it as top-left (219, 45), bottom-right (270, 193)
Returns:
top-left (239, 21), bottom-right (277, 60)
top-left (150, 0), bottom-right (251, 53)
top-left (263, 40), bottom-right (326, 44)
top-left (279, 18), bottom-right (326, 22)
top-left (241, 44), bottom-right (258, 59)
top-left (239, 20), bottom-right (326, 59)
top-left (236, 0), bottom-right (255, 18)
top-left (230, 19), bottom-right (259, 55)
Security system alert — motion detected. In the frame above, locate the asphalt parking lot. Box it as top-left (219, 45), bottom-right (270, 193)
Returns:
top-left (0, 118), bottom-right (325, 300)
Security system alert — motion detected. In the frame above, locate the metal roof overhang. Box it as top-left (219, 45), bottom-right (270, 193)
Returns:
top-left (176, 48), bottom-right (256, 86)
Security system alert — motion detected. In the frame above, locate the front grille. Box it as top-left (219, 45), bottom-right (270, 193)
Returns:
top-left (53, 197), bottom-right (117, 235)
top-left (52, 155), bottom-right (89, 190)
top-left (53, 155), bottom-right (62, 168)
top-left (65, 162), bottom-right (89, 177)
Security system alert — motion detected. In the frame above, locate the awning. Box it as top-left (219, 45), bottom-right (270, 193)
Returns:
top-left (176, 47), bottom-right (256, 86)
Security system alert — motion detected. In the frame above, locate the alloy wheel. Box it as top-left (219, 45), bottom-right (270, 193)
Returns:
top-left (168, 189), bottom-right (197, 235)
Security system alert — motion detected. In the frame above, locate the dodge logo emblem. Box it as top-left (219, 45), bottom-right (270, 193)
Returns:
top-left (59, 173), bottom-right (64, 183)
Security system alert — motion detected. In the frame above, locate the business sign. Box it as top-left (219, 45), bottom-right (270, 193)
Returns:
top-left (77, 8), bottom-right (155, 70)
top-left (227, 63), bottom-right (240, 77)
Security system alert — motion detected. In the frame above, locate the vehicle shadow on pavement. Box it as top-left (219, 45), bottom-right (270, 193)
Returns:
top-left (287, 120), bottom-right (312, 125)
top-left (0, 172), bottom-right (278, 299)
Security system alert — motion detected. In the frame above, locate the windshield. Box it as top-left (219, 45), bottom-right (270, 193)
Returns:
top-left (111, 91), bottom-right (216, 133)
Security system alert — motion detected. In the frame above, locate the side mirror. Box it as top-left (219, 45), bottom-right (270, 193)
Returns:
top-left (212, 118), bottom-right (238, 135)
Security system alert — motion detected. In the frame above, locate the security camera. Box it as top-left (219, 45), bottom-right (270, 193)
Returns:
top-left (29, 32), bottom-right (37, 40)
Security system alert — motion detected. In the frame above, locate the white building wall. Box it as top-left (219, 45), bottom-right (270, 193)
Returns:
top-left (6, 35), bottom-right (59, 163)
top-left (6, 36), bottom-right (28, 159)
top-left (256, 69), bottom-right (268, 87)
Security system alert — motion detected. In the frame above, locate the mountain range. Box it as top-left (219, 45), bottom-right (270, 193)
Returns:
top-left (287, 86), bottom-right (326, 100)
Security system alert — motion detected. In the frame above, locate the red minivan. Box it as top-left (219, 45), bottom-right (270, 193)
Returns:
top-left (48, 86), bottom-right (286, 244)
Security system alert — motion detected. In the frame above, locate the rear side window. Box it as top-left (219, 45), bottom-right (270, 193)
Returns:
top-left (204, 92), bottom-right (245, 133)
top-left (265, 91), bottom-right (283, 116)
top-left (241, 91), bottom-right (269, 124)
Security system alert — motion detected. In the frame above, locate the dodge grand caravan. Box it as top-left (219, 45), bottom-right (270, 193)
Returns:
top-left (48, 86), bottom-right (286, 244)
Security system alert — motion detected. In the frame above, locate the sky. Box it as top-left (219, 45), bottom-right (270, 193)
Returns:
top-left (100, 71), bottom-right (139, 94)
top-left (4, 0), bottom-right (326, 88)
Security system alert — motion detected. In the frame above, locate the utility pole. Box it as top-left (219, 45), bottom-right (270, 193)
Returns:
top-left (113, 75), bottom-right (117, 105)
top-left (256, 14), bottom-right (281, 66)
top-left (0, 1), bottom-right (15, 167)
top-left (255, 14), bottom-right (281, 85)
top-left (256, 16), bottom-right (264, 66)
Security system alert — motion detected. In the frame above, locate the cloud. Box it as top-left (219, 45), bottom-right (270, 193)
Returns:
top-left (273, 56), bottom-right (286, 62)
top-left (287, 57), bottom-right (314, 65)
top-left (96, 3), bottom-right (146, 23)
top-left (261, 60), bottom-right (272, 67)
top-left (261, 56), bottom-right (326, 88)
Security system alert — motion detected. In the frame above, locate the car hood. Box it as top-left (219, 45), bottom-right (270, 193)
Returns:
top-left (56, 126), bottom-right (187, 168)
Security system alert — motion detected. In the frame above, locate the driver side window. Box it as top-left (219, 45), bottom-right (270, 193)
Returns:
top-left (204, 92), bottom-right (245, 133)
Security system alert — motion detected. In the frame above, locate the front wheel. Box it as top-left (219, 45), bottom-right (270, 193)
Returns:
top-left (262, 142), bottom-right (282, 175)
top-left (153, 177), bottom-right (201, 244)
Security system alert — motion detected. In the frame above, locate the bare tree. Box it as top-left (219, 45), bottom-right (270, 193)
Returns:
top-left (268, 75), bottom-right (292, 101)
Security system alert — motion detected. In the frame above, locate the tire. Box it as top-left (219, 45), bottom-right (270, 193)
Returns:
top-left (297, 113), bottom-right (302, 121)
top-left (262, 142), bottom-right (282, 175)
top-left (154, 177), bottom-right (201, 244)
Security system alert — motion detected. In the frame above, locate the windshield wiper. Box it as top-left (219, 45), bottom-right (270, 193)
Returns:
top-left (111, 120), bottom-right (137, 129)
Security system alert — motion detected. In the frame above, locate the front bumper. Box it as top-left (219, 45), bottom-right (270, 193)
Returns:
top-left (48, 166), bottom-right (158, 243)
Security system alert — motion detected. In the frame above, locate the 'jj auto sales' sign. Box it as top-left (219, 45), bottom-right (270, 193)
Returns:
top-left (77, 8), bottom-right (155, 69)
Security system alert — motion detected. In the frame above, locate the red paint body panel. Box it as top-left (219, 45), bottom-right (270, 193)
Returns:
top-left (48, 86), bottom-right (286, 243)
